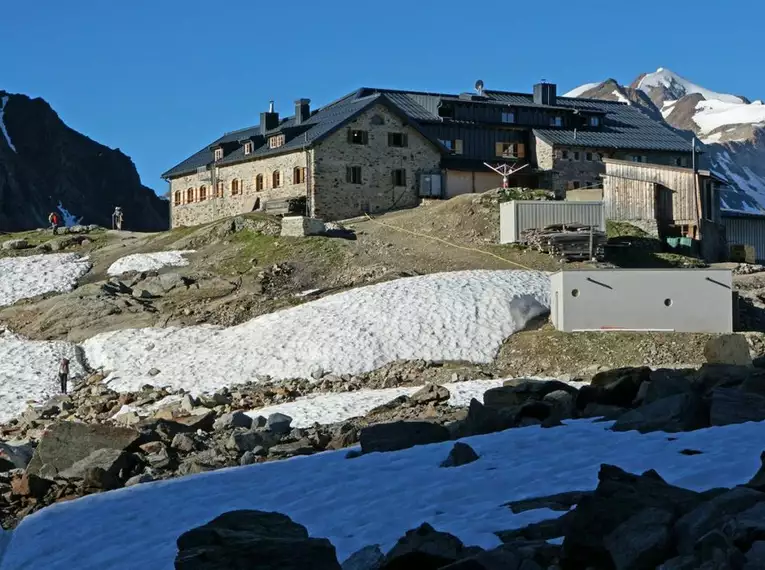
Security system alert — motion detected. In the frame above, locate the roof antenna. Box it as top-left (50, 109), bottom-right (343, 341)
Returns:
top-left (475, 79), bottom-right (485, 96)
top-left (269, 100), bottom-right (274, 113)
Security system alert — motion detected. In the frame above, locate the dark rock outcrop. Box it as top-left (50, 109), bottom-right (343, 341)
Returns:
top-left (0, 90), bottom-right (167, 232)
top-left (174, 510), bottom-right (341, 570)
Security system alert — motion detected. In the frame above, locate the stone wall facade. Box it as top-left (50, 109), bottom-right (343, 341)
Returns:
top-left (311, 104), bottom-right (442, 220)
top-left (170, 152), bottom-right (310, 227)
top-left (532, 134), bottom-right (689, 199)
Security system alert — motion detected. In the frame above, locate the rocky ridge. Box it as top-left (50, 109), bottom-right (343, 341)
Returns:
top-left (0, 90), bottom-right (167, 232)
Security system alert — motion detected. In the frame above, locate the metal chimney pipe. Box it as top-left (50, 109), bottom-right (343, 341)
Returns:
top-left (269, 100), bottom-right (275, 113)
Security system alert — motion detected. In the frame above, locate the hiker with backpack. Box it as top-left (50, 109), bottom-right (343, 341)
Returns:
top-left (58, 357), bottom-right (70, 394)
top-left (48, 212), bottom-right (60, 235)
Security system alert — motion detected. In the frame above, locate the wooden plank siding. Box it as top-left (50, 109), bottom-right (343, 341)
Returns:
top-left (603, 175), bottom-right (657, 220)
top-left (602, 159), bottom-right (699, 224)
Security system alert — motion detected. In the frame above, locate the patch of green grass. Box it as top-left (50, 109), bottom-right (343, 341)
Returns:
top-left (606, 220), bottom-right (650, 239)
top-left (216, 230), bottom-right (347, 275)
top-left (0, 228), bottom-right (109, 257)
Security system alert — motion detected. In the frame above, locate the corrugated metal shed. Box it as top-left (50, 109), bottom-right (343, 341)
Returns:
top-left (723, 215), bottom-right (765, 262)
top-left (499, 200), bottom-right (605, 244)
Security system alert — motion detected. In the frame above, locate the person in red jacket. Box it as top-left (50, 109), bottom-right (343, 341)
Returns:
top-left (48, 212), bottom-right (60, 235)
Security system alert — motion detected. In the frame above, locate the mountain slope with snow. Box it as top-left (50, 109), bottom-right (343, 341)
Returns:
top-left (566, 69), bottom-right (765, 215)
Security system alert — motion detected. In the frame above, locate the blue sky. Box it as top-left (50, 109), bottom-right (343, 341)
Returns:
top-left (3, 0), bottom-right (762, 194)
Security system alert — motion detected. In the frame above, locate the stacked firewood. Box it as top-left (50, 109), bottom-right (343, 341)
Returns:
top-left (520, 223), bottom-right (606, 261)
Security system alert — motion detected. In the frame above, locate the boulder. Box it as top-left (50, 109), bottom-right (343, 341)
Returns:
top-left (745, 541), bottom-right (765, 570)
top-left (267, 440), bottom-right (316, 459)
top-left (226, 430), bottom-right (271, 453)
top-left (611, 393), bottom-right (709, 434)
top-left (410, 384), bottom-right (450, 405)
top-left (26, 422), bottom-right (140, 476)
top-left (174, 509), bottom-right (341, 570)
top-left (266, 413), bottom-right (293, 434)
top-left (440, 442), bottom-right (479, 468)
top-left (485, 379), bottom-right (577, 409)
top-left (673, 486), bottom-right (765, 554)
top-left (0, 442), bottom-right (35, 469)
top-left (381, 523), bottom-right (470, 569)
top-left (342, 545), bottom-right (384, 570)
top-left (213, 411), bottom-right (253, 431)
top-left (705, 334), bottom-right (753, 366)
top-left (643, 369), bottom-right (694, 405)
top-left (457, 399), bottom-right (517, 437)
top-left (562, 464), bottom-right (704, 568)
top-left (359, 421), bottom-right (450, 454)
top-left (603, 507), bottom-right (674, 570)
top-left (542, 390), bottom-right (575, 419)
top-left (709, 388), bottom-right (765, 426)
top-left (125, 473), bottom-right (154, 487)
top-left (436, 544), bottom-right (531, 569)
top-left (171, 433), bottom-right (197, 453)
top-left (59, 448), bottom-right (134, 482)
top-left (578, 367), bottom-right (651, 409)
top-left (2, 238), bottom-right (29, 250)
top-left (11, 472), bottom-right (53, 499)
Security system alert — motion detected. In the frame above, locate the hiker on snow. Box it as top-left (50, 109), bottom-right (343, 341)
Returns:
top-left (58, 357), bottom-right (70, 394)
top-left (48, 212), bottom-right (60, 235)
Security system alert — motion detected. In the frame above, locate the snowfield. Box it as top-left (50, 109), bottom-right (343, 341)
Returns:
top-left (563, 82), bottom-right (600, 98)
top-left (2, 418), bottom-right (764, 569)
top-left (0, 254), bottom-right (92, 308)
top-left (0, 331), bottom-right (86, 423)
top-left (83, 270), bottom-right (551, 393)
top-left (106, 250), bottom-right (196, 276)
top-left (694, 99), bottom-right (765, 136)
top-left (247, 378), bottom-right (589, 429)
top-left (636, 67), bottom-right (745, 105)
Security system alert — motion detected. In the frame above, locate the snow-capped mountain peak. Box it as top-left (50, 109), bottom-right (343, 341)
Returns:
top-left (635, 67), bottom-right (746, 105)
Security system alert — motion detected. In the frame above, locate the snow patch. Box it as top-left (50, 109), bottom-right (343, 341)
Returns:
top-left (82, 270), bottom-right (551, 393)
top-left (611, 89), bottom-right (629, 105)
top-left (106, 251), bottom-right (196, 276)
top-left (2, 418), bottom-right (764, 569)
top-left (0, 254), bottom-right (92, 308)
top-left (0, 330), bottom-right (85, 423)
top-left (637, 68), bottom-right (744, 104)
top-left (0, 96), bottom-right (16, 153)
top-left (563, 82), bottom-right (600, 98)
top-left (694, 99), bottom-right (765, 135)
top-left (56, 202), bottom-right (83, 227)
top-left (248, 378), bottom-right (589, 428)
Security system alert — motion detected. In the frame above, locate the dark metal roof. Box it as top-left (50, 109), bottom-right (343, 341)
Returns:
top-left (163, 85), bottom-right (693, 179)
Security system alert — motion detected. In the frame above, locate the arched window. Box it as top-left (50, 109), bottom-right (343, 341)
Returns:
top-left (199, 186), bottom-right (207, 201)
top-left (186, 188), bottom-right (194, 203)
top-left (174, 191), bottom-right (182, 205)
top-left (272, 170), bottom-right (281, 188)
top-left (215, 181), bottom-right (223, 198)
top-left (255, 174), bottom-right (264, 192)
top-left (231, 179), bottom-right (240, 195)
top-left (293, 167), bottom-right (305, 184)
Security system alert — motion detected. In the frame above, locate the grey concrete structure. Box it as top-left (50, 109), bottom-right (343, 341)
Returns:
top-left (499, 200), bottom-right (605, 244)
top-left (550, 269), bottom-right (733, 333)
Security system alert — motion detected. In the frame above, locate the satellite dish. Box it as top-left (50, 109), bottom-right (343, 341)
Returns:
top-left (475, 79), bottom-right (485, 94)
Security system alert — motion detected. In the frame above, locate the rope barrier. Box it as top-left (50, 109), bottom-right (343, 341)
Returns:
top-left (361, 213), bottom-right (537, 272)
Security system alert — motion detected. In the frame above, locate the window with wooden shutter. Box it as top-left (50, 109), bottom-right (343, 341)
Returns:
top-left (349, 130), bottom-right (367, 145)
top-left (388, 132), bottom-right (407, 147)
top-left (392, 169), bottom-right (406, 187)
top-left (454, 139), bottom-right (463, 155)
top-left (346, 166), bottom-right (362, 184)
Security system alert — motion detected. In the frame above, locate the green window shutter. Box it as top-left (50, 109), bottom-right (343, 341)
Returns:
top-left (363, 131), bottom-right (368, 144)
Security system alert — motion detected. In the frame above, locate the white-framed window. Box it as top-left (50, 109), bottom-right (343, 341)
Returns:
top-left (551, 116), bottom-right (563, 127)
top-left (501, 111), bottom-right (515, 124)
top-left (269, 135), bottom-right (285, 149)
top-left (244, 141), bottom-right (254, 155)
top-left (213, 148), bottom-right (223, 161)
